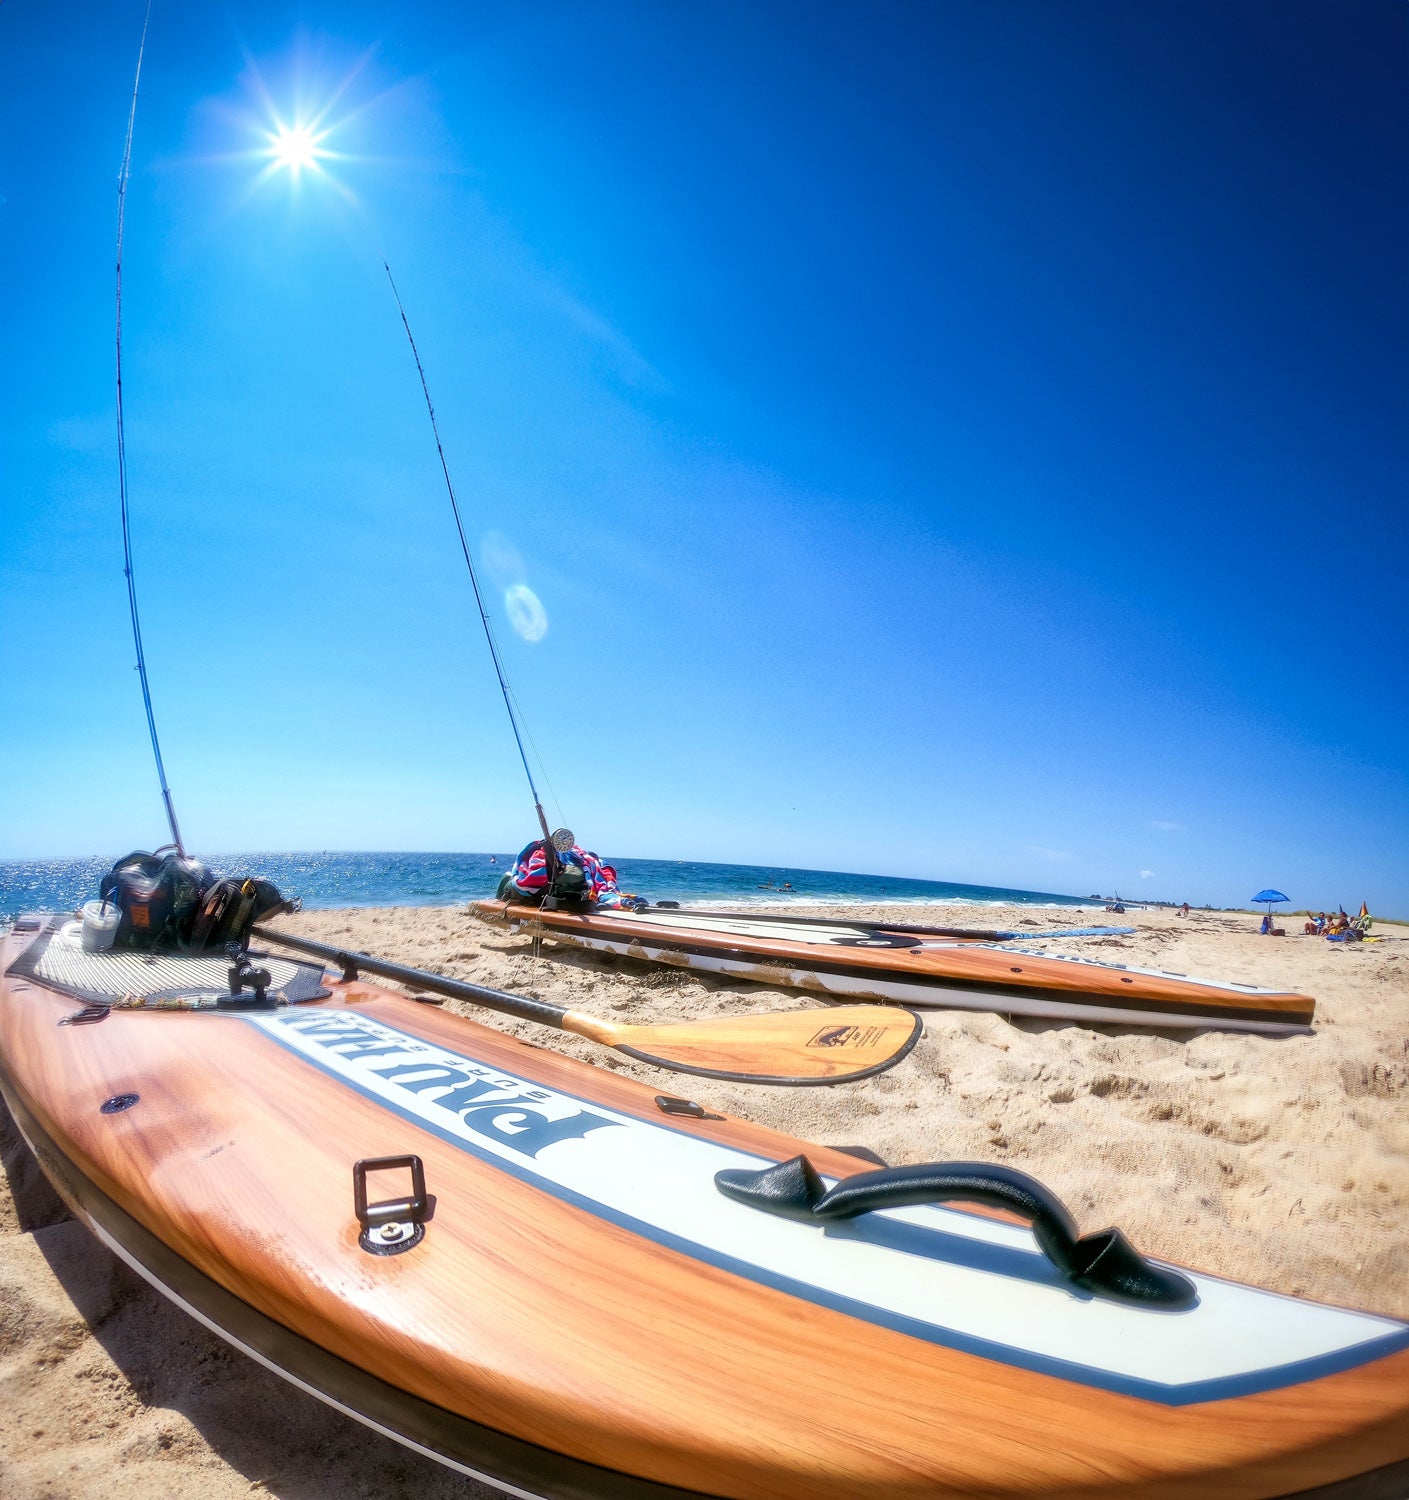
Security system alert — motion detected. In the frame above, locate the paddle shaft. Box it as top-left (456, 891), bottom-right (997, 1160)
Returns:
top-left (252, 926), bottom-right (721, 1052)
top-left (253, 926), bottom-right (576, 1032)
top-left (252, 926), bottom-right (922, 1085)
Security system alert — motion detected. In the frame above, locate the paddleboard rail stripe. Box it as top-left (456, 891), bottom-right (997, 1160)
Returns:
top-left (236, 1008), bottom-right (1409, 1407)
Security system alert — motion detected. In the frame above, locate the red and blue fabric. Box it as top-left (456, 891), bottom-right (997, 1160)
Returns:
top-left (508, 841), bottom-right (646, 910)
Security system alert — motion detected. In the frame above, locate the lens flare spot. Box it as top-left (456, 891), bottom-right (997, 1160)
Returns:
top-left (504, 585), bottom-right (548, 643)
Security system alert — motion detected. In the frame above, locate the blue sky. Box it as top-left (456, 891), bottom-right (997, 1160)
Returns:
top-left (2, 1), bottom-right (1405, 912)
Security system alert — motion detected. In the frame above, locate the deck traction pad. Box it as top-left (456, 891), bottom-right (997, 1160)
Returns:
top-left (6, 920), bottom-right (329, 1006)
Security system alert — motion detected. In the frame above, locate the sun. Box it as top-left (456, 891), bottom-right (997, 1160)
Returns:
top-left (230, 45), bottom-right (383, 200)
top-left (265, 120), bottom-right (328, 177)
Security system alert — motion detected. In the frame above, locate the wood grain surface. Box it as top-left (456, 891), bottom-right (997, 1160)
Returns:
top-left (1, 927), bottom-right (1397, 1500)
top-left (560, 1000), bottom-right (920, 1079)
top-left (471, 900), bottom-right (1316, 1024)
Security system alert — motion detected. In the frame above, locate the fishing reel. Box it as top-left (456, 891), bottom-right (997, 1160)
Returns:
top-left (542, 828), bottom-right (588, 910)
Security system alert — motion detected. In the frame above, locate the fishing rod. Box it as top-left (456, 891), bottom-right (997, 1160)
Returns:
top-left (115, 0), bottom-right (185, 855)
top-left (382, 259), bottom-right (567, 884)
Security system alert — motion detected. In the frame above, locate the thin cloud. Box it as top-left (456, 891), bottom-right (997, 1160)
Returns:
top-left (532, 277), bottom-right (667, 393)
top-left (1140, 869), bottom-right (1156, 879)
top-left (481, 531), bottom-right (527, 590)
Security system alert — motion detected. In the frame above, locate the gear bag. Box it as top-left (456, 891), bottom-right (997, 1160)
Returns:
top-left (503, 840), bottom-right (646, 911)
top-left (100, 850), bottom-right (296, 952)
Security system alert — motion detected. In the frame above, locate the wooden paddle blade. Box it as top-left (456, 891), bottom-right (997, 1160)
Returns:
top-left (560, 1004), bottom-right (923, 1085)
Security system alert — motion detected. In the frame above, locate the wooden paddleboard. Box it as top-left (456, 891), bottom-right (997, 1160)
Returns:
top-left (471, 901), bottom-right (1316, 1035)
top-left (3, 916), bottom-right (1399, 1499)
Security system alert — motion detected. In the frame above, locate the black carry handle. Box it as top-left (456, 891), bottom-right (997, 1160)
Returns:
top-left (715, 1155), bottom-right (1196, 1308)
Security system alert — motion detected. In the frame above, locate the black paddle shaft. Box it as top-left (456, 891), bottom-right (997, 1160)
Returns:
top-left (251, 926), bottom-right (570, 1031)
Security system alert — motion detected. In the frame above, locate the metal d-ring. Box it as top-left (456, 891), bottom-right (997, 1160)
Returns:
top-left (353, 1154), bottom-right (429, 1257)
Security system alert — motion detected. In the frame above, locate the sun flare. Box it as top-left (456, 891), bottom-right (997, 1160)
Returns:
top-left (265, 120), bottom-right (328, 176)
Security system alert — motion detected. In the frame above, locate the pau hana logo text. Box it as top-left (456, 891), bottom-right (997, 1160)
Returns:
top-left (276, 1013), bottom-right (621, 1159)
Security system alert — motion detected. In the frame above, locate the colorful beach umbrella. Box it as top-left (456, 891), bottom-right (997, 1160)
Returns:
top-left (1251, 889), bottom-right (1289, 918)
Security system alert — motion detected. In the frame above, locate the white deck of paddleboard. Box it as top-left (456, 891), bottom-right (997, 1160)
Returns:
top-left (244, 1010), bottom-right (1405, 1405)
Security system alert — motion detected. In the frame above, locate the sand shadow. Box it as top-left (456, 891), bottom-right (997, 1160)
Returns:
top-left (498, 935), bottom-right (819, 997)
top-left (1002, 1014), bottom-right (1200, 1043)
top-left (1, 1089), bottom-right (70, 1234)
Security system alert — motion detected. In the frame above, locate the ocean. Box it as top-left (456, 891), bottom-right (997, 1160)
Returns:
top-left (0, 851), bottom-right (1095, 928)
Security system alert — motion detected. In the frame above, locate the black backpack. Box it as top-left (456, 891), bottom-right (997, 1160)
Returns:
top-left (187, 875), bottom-right (294, 951)
top-left (100, 851), bottom-right (295, 952)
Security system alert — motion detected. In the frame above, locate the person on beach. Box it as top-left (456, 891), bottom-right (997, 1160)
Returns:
top-left (1178, 902), bottom-right (1190, 918)
top-left (1325, 910), bottom-right (1367, 943)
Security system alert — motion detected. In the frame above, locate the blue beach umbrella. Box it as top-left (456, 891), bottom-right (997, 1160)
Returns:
top-left (1251, 889), bottom-right (1289, 918)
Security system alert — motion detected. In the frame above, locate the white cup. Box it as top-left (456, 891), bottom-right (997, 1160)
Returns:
top-left (80, 899), bottom-right (120, 952)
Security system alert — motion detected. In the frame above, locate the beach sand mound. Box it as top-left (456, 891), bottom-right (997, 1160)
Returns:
top-left (2, 901), bottom-right (1405, 1495)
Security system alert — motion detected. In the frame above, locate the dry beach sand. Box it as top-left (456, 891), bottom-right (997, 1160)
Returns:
top-left (2, 900), bottom-right (1406, 1496)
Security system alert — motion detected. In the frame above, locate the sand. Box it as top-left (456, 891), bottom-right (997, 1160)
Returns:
top-left (3, 901), bottom-right (1406, 1496)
